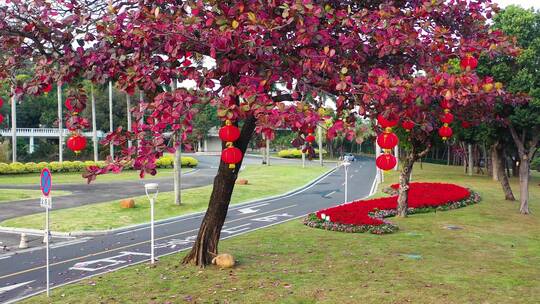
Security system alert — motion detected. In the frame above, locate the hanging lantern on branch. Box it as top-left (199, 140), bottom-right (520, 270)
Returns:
top-left (460, 54), bottom-right (478, 71)
top-left (377, 114), bottom-right (398, 129)
top-left (439, 100), bottom-right (454, 141)
top-left (376, 154), bottom-right (397, 171)
top-left (222, 146), bottom-right (243, 169)
top-left (440, 112), bottom-right (454, 124)
top-left (401, 120), bottom-right (414, 132)
top-left (0, 114), bottom-right (3, 125)
top-left (376, 132), bottom-right (398, 150)
top-left (376, 114), bottom-right (399, 171)
top-left (219, 120), bottom-right (243, 169)
top-left (67, 133), bottom-right (87, 154)
top-left (305, 134), bottom-right (316, 143)
top-left (438, 125), bottom-right (453, 140)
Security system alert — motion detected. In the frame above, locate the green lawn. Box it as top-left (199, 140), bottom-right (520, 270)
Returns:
top-left (23, 163), bottom-right (540, 304)
top-left (0, 168), bottom-right (185, 185)
top-left (0, 189), bottom-right (71, 203)
top-left (2, 165), bottom-right (329, 232)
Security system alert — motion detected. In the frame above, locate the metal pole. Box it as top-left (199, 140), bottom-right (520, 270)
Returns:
top-left (91, 85), bottom-right (98, 162)
top-left (10, 89), bottom-right (17, 163)
top-left (318, 125), bottom-right (323, 166)
top-left (344, 166), bottom-right (348, 204)
top-left (45, 206), bottom-right (50, 297)
top-left (150, 197), bottom-right (155, 264)
top-left (126, 94), bottom-right (132, 149)
top-left (57, 82), bottom-right (63, 163)
top-left (109, 81), bottom-right (114, 157)
top-left (266, 137), bottom-right (270, 166)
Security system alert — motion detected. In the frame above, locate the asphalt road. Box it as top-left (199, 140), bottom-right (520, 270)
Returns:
top-left (0, 156), bottom-right (376, 304)
top-left (0, 155), bottom-right (299, 222)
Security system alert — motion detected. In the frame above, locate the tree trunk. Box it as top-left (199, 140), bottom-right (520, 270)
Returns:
top-left (397, 156), bottom-right (414, 217)
top-left (494, 142), bottom-right (515, 201)
top-left (518, 156), bottom-right (530, 214)
top-left (182, 116), bottom-right (256, 267)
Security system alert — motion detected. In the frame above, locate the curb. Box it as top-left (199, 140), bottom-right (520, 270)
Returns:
top-left (0, 166), bottom-right (338, 237)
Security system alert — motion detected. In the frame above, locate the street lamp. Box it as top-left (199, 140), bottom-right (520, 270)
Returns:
top-left (342, 160), bottom-right (351, 204)
top-left (145, 183), bottom-right (159, 264)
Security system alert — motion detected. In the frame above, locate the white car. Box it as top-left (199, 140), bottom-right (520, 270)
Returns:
top-left (344, 154), bottom-right (355, 162)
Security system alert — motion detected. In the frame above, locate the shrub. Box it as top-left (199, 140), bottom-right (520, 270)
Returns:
top-left (0, 156), bottom-right (199, 175)
top-left (532, 156), bottom-right (540, 172)
top-left (156, 156), bottom-right (174, 168)
top-left (9, 162), bottom-right (26, 174)
top-left (24, 162), bottom-right (39, 173)
top-left (182, 156), bottom-right (198, 167)
top-left (37, 162), bottom-right (48, 171)
top-left (0, 163), bottom-right (11, 174)
top-left (48, 161), bottom-right (63, 173)
top-left (278, 149), bottom-right (327, 159)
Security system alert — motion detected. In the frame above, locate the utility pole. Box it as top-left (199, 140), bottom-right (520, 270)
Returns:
top-left (57, 82), bottom-right (63, 163)
top-left (91, 85), bottom-right (98, 162)
top-left (318, 125), bottom-right (324, 166)
top-left (126, 94), bottom-right (132, 149)
top-left (10, 85), bottom-right (17, 163)
top-left (108, 81), bottom-right (114, 157)
top-left (171, 80), bottom-right (182, 205)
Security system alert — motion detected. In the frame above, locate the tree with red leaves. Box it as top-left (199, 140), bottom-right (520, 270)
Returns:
top-left (0, 0), bottom-right (518, 266)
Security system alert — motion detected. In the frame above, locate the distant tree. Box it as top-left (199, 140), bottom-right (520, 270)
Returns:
top-left (480, 5), bottom-right (540, 214)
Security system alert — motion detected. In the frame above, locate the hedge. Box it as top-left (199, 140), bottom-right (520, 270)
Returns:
top-left (0, 156), bottom-right (198, 175)
top-left (277, 149), bottom-right (327, 159)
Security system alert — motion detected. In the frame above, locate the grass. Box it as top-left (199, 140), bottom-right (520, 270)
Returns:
top-left (0, 189), bottom-right (71, 203)
top-left (22, 163), bottom-right (540, 304)
top-left (0, 168), bottom-right (186, 185)
top-left (1, 165), bottom-right (329, 232)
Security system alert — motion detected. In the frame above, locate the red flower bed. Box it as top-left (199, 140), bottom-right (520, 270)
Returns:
top-left (306, 182), bottom-right (477, 234)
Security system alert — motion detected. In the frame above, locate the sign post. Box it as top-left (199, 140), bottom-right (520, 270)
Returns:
top-left (40, 168), bottom-right (52, 297)
top-left (144, 183), bottom-right (159, 264)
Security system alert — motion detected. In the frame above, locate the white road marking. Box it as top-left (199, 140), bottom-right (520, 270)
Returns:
top-left (238, 203), bottom-right (269, 214)
top-left (70, 251), bottom-right (151, 272)
top-left (0, 280), bottom-right (34, 295)
top-left (221, 224), bottom-right (252, 235)
top-left (50, 238), bottom-right (90, 249)
top-left (0, 255), bottom-right (13, 261)
top-left (324, 191), bottom-right (336, 198)
top-left (251, 213), bottom-right (293, 223)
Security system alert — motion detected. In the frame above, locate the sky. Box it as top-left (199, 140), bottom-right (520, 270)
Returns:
top-left (494, 0), bottom-right (540, 9)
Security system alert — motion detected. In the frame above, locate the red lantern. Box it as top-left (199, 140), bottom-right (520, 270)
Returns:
top-left (401, 120), bottom-right (414, 131)
top-left (461, 121), bottom-right (471, 129)
top-left (460, 55), bottom-right (478, 70)
top-left (219, 124), bottom-right (240, 143)
top-left (377, 114), bottom-right (398, 128)
top-left (376, 132), bottom-right (398, 149)
top-left (440, 100), bottom-right (453, 109)
top-left (305, 134), bottom-right (316, 143)
top-left (65, 98), bottom-right (75, 112)
top-left (67, 134), bottom-right (87, 154)
top-left (43, 83), bottom-right (53, 94)
top-left (376, 154), bottom-right (397, 171)
top-left (0, 97), bottom-right (3, 108)
top-left (221, 146), bottom-right (243, 169)
top-left (0, 114), bottom-right (3, 125)
top-left (438, 126), bottom-right (453, 140)
top-left (440, 112), bottom-right (454, 124)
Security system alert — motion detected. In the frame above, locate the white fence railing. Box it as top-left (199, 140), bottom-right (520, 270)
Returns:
top-left (0, 128), bottom-right (105, 138)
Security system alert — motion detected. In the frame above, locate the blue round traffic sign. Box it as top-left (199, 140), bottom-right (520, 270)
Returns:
top-left (40, 168), bottom-right (52, 197)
